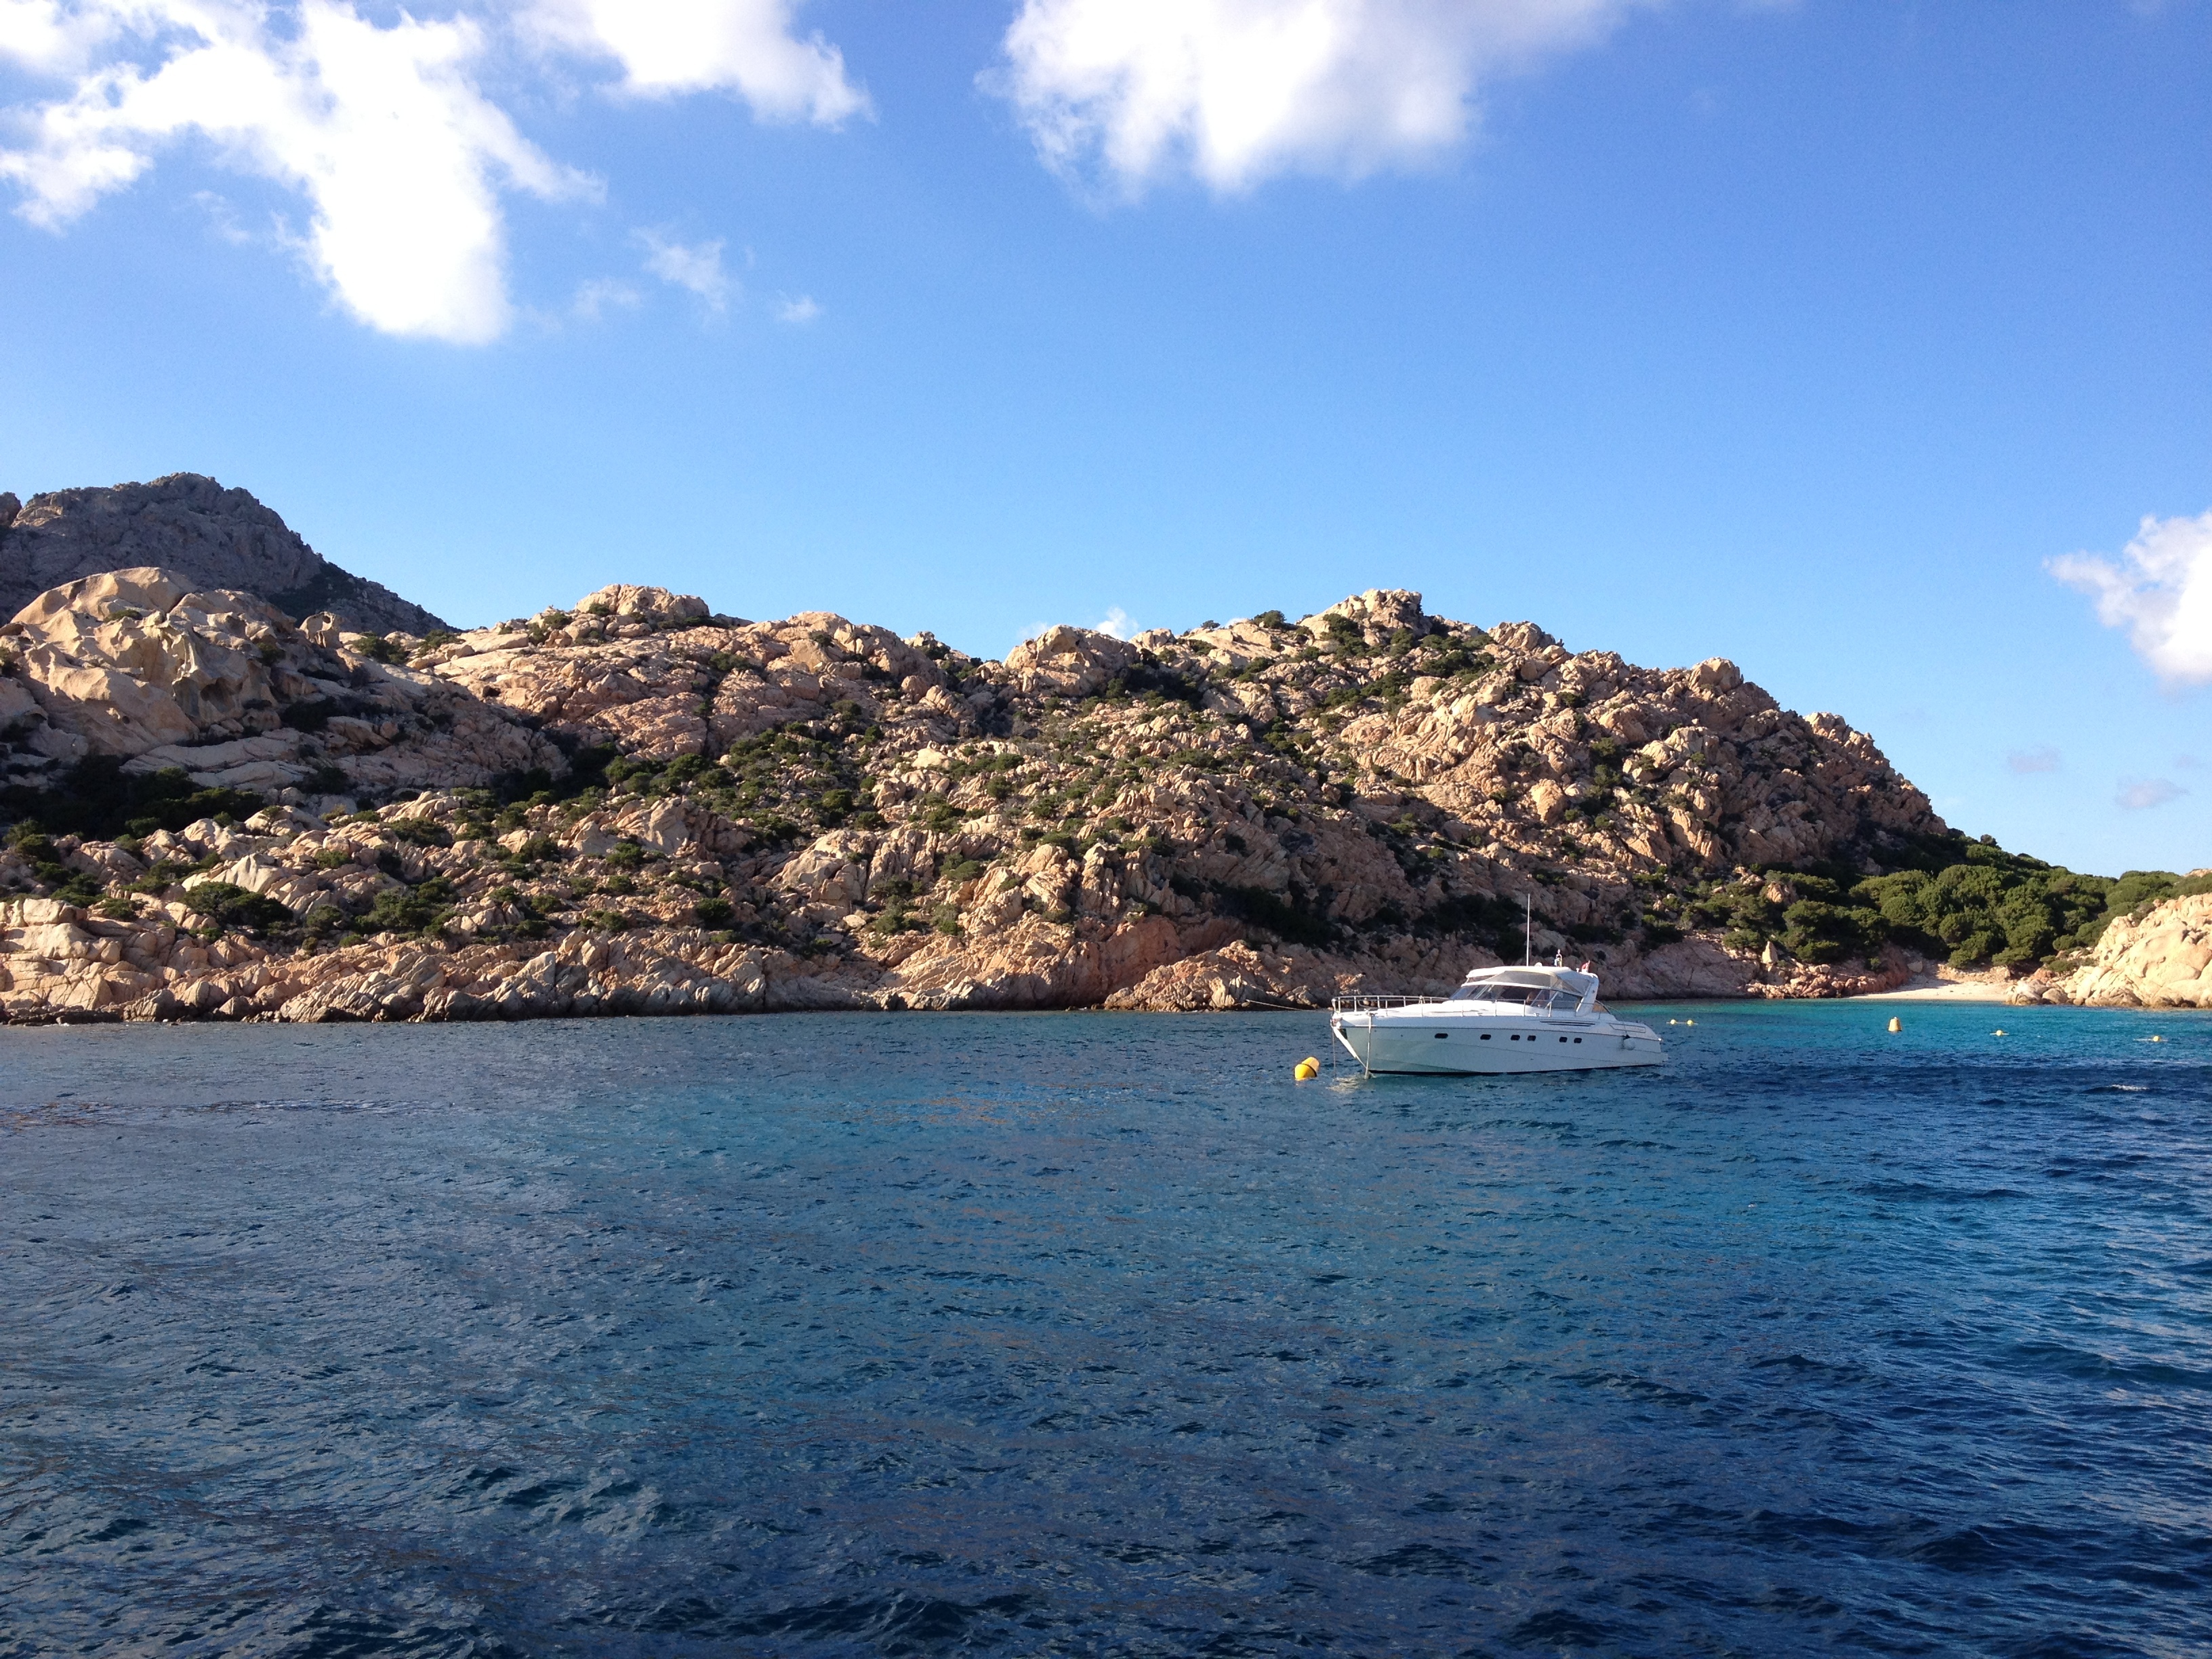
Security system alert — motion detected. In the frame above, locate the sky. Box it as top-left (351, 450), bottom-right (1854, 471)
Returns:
top-left (1, 0), bottom-right (2207, 878)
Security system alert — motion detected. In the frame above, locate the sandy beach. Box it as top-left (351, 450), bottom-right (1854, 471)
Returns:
top-left (1856, 975), bottom-right (2022, 1004)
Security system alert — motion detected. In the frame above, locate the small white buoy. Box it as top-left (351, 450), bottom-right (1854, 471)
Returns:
top-left (1887, 1016), bottom-right (1902, 1033)
top-left (1992, 1029), bottom-right (2006, 1037)
top-left (2150, 1035), bottom-right (2165, 1044)
top-left (1685, 1019), bottom-right (1695, 1027)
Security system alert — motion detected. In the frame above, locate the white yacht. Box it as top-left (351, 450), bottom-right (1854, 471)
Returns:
top-left (1329, 961), bottom-right (1664, 1076)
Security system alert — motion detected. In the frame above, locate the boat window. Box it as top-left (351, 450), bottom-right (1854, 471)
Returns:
top-left (1448, 983), bottom-right (1551, 1006)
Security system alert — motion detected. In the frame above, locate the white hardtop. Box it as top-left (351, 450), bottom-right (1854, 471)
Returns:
top-left (1447, 963), bottom-right (1601, 1012)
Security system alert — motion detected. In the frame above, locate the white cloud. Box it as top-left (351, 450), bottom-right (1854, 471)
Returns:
top-left (2049, 510), bottom-right (2212, 685)
top-left (0, 0), bottom-right (595, 342)
top-left (774, 291), bottom-right (821, 323)
top-left (994, 0), bottom-right (1647, 194)
top-left (571, 275), bottom-right (640, 321)
top-left (0, 0), bottom-right (862, 342)
top-left (524, 0), bottom-right (867, 122)
top-left (2117, 777), bottom-right (2187, 811)
top-left (638, 230), bottom-right (733, 311)
top-left (1093, 606), bottom-right (1136, 639)
top-left (2006, 745), bottom-right (2061, 775)
top-left (0, 0), bottom-right (116, 73)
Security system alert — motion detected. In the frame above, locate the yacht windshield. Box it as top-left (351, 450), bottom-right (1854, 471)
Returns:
top-left (1448, 983), bottom-right (1584, 1011)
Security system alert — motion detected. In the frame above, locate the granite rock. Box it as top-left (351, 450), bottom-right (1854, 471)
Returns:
top-left (0, 474), bottom-right (447, 636)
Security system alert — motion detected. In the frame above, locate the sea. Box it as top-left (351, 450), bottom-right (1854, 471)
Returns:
top-left (1, 1004), bottom-right (2207, 1658)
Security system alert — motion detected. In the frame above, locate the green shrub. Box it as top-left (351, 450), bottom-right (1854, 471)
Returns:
top-left (1217, 884), bottom-right (1332, 947)
top-left (1850, 849), bottom-right (2112, 966)
top-left (300, 904), bottom-right (346, 941)
top-left (186, 882), bottom-right (293, 933)
top-left (695, 896), bottom-right (735, 928)
top-left (349, 634), bottom-right (407, 665)
top-left (358, 886), bottom-right (449, 937)
top-left (1780, 900), bottom-right (1887, 964)
top-left (1, 757), bottom-right (264, 842)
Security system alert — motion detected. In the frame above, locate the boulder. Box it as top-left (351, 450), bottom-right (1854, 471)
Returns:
top-left (575, 584), bottom-right (710, 626)
top-left (2063, 894), bottom-right (2212, 1007)
top-left (1004, 625), bottom-right (1140, 697)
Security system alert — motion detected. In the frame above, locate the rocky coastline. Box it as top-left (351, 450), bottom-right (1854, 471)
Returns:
top-left (0, 479), bottom-right (2198, 1024)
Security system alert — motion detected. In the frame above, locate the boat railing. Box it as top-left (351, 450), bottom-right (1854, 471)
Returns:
top-left (1330, 994), bottom-right (1441, 1013)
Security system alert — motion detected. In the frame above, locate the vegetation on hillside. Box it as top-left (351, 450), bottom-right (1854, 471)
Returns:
top-left (1650, 838), bottom-right (2211, 970)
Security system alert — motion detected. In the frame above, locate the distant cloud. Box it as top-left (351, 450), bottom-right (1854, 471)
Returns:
top-left (638, 230), bottom-right (733, 312)
top-left (191, 189), bottom-right (254, 247)
top-left (775, 292), bottom-right (822, 324)
top-left (0, 1), bottom-right (859, 343)
top-left (523, 0), bottom-right (867, 121)
top-left (2049, 510), bottom-right (2212, 685)
top-left (2116, 777), bottom-right (2187, 811)
top-left (571, 276), bottom-right (641, 321)
top-left (2006, 745), bottom-right (2062, 775)
top-left (993, 0), bottom-right (1650, 195)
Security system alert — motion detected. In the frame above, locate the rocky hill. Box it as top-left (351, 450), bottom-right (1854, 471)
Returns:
top-left (2, 559), bottom-right (2054, 1023)
top-left (0, 475), bottom-right (448, 638)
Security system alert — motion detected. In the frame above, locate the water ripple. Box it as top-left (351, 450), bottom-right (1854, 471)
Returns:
top-left (1, 1002), bottom-right (2208, 1656)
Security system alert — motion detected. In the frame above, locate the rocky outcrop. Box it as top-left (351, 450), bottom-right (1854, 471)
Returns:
top-left (2047, 892), bottom-right (2212, 1008)
top-left (0, 572), bottom-right (1961, 1023)
top-left (0, 567), bottom-right (558, 796)
top-left (0, 475), bottom-right (447, 637)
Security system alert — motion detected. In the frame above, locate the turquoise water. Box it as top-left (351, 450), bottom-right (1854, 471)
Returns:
top-left (2, 1004), bottom-right (2207, 1657)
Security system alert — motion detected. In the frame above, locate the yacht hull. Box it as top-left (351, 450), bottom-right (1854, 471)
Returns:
top-left (1330, 1016), bottom-right (1664, 1076)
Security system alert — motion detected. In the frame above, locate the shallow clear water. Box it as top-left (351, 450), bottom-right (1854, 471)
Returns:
top-left (2, 1004), bottom-right (2208, 1658)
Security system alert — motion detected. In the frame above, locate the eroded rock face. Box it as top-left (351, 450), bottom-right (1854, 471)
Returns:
top-left (1004, 625), bottom-right (1139, 698)
top-left (0, 566), bottom-right (559, 796)
top-left (2059, 894), bottom-right (2212, 1007)
top-left (0, 576), bottom-right (1954, 1023)
top-left (0, 474), bottom-right (447, 637)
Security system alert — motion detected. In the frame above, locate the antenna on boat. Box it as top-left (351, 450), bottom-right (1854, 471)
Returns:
top-left (1523, 893), bottom-right (1532, 966)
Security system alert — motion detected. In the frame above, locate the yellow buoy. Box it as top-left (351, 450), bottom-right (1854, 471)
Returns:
top-left (1294, 1058), bottom-right (1319, 1080)
top-left (1685, 1019), bottom-right (1695, 1027)
top-left (2150, 1035), bottom-right (2165, 1044)
top-left (1993, 1029), bottom-right (2006, 1037)
top-left (1887, 1016), bottom-right (1902, 1033)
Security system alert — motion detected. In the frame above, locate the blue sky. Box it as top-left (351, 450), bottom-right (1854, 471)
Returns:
top-left (1, 0), bottom-right (2207, 876)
